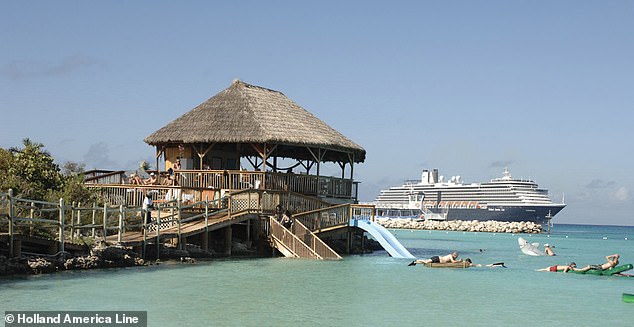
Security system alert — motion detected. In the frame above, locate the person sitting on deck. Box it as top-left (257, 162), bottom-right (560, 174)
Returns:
top-left (162, 174), bottom-right (178, 186)
top-left (544, 244), bottom-right (556, 256)
top-left (144, 172), bottom-right (158, 185)
top-left (281, 210), bottom-right (293, 229)
top-left (130, 173), bottom-right (144, 185)
top-left (413, 251), bottom-right (460, 265)
top-left (578, 254), bottom-right (620, 272)
top-left (538, 262), bottom-right (578, 272)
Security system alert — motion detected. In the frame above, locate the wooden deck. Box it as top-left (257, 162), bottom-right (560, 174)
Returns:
top-left (0, 233), bottom-right (87, 257)
top-left (105, 210), bottom-right (255, 247)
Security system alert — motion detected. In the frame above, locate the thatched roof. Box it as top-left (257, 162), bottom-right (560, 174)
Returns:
top-left (144, 80), bottom-right (366, 163)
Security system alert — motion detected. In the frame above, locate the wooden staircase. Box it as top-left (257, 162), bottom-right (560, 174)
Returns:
top-left (269, 217), bottom-right (341, 260)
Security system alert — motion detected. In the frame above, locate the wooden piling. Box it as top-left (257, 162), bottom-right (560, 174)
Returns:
top-left (91, 203), bottom-right (96, 238)
top-left (29, 201), bottom-right (34, 237)
top-left (59, 198), bottom-right (65, 254)
top-left (156, 208), bottom-right (161, 260)
top-left (118, 205), bottom-right (124, 243)
top-left (70, 201), bottom-right (76, 242)
top-left (177, 199), bottom-right (182, 250)
top-left (102, 203), bottom-right (107, 241)
top-left (8, 189), bottom-right (14, 257)
top-left (224, 225), bottom-right (232, 256)
top-left (76, 202), bottom-right (82, 239)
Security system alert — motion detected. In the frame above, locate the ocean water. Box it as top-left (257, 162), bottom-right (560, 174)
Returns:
top-left (1, 224), bottom-right (633, 326)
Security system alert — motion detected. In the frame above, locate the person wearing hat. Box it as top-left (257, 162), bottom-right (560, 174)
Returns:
top-left (144, 172), bottom-right (158, 185)
top-left (544, 244), bottom-right (556, 256)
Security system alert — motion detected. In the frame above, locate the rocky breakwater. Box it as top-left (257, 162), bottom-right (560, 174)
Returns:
top-left (1, 242), bottom-right (146, 276)
top-left (377, 218), bottom-right (542, 234)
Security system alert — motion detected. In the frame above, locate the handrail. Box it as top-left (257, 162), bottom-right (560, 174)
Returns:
top-left (291, 219), bottom-right (341, 260)
top-left (269, 217), bottom-right (321, 259)
top-left (89, 169), bottom-right (357, 200)
top-left (84, 170), bottom-right (126, 183)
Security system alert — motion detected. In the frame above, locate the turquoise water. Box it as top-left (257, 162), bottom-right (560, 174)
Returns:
top-left (1, 224), bottom-right (633, 326)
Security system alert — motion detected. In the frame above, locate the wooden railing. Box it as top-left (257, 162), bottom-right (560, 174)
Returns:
top-left (86, 185), bottom-right (204, 208)
top-left (294, 203), bottom-right (376, 233)
top-left (290, 219), bottom-right (341, 260)
top-left (0, 189), bottom-right (144, 256)
top-left (1, 189), bottom-right (226, 258)
top-left (217, 188), bottom-right (331, 219)
top-left (269, 217), bottom-right (321, 259)
top-left (173, 170), bottom-right (355, 199)
top-left (84, 170), bottom-right (126, 184)
top-left (3, 187), bottom-right (370, 260)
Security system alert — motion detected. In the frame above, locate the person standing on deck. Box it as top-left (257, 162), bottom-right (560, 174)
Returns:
top-left (274, 205), bottom-right (284, 222)
top-left (143, 194), bottom-right (154, 224)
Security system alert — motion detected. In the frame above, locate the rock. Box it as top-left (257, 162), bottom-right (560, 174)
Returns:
top-left (376, 219), bottom-right (542, 234)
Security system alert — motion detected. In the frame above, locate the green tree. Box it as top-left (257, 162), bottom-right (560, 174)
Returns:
top-left (52, 161), bottom-right (96, 206)
top-left (5, 138), bottom-right (64, 200)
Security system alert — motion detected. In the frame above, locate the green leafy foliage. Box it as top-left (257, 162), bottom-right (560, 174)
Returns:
top-left (0, 138), bottom-right (96, 204)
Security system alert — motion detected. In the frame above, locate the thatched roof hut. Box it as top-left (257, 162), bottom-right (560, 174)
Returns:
top-left (145, 80), bottom-right (366, 169)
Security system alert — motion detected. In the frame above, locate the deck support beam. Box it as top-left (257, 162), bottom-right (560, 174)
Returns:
top-left (223, 226), bottom-right (232, 256)
top-left (202, 231), bottom-right (209, 252)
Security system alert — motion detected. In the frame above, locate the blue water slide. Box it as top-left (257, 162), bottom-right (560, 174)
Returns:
top-left (350, 219), bottom-right (415, 259)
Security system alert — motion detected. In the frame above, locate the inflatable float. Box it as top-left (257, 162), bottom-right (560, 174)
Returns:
top-left (518, 237), bottom-right (543, 256)
top-left (566, 264), bottom-right (633, 276)
top-left (424, 262), bottom-right (470, 268)
top-left (623, 293), bottom-right (634, 303)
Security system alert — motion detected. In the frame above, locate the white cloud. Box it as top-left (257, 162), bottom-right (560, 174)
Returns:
top-left (612, 186), bottom-right (629, 202)
top-left (0, 55), bottom-right (105, 80)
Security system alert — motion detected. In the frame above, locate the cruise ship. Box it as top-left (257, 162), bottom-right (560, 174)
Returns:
top-left (373, 168), bottom-right (565, 224)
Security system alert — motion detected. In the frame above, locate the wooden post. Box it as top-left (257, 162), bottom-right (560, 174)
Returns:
top-left (204, 196), bottom-right (209, 231)
top-left (29, 201), bottom-right (35, 237)
top-left (202, 196), bottom-right (209, 252)
top-left (361, 230), bottom-right (365, 253)
top-left (8, 189), bottom-right (14, 257)
top-left (59, 198), bottom-right (65, 255)
top-left (155, 145), bottom-right (161, 185)
top-left (102, 203), bottom-right (107, 241)
top-left (248, 190), bottom-right (252, 213)
top-left (224, 226), bottom-right (232, 256)
top-left (118, 205), bottom-right (124, 243)
top-left (177, 198), bottom-right (182, 250)
top-left (246, 219), bottom-right (251, 245)
top-left (228, 192), bottom-right (232, 219)
top-left (156, 208), bottom-right (161, 260)
top-left (76, 202), bottom-right (82, 239)
top-left (91, 203), bottom-right (96, 238)
top-left (350, 153), bottom-right (355, 180)
top-left (143, 205), bottom-right (147, 259)
top-left (70, 201), bottom-right (76, 242)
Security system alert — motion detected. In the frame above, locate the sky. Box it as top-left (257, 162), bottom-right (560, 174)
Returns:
top-left (1, 1), bottom-right (633, 226)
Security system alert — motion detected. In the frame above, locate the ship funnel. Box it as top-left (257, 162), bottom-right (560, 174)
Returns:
top-left (432, 169), bottom-right (439, 184)
top-left (421, 170), bottom-right (430, 184)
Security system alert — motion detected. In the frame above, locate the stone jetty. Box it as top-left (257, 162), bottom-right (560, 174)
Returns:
top-left (377, 218), bottom-right (542, 234)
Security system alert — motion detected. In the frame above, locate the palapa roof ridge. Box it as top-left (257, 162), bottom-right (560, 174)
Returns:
top-left (144, 80), bottom-right (366, 162)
